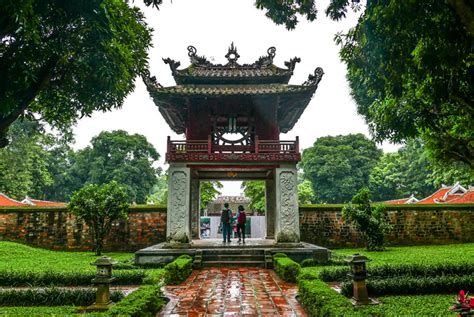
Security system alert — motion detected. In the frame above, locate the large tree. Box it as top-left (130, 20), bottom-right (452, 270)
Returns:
top-left (241, 181), bottom-right (266, 214)
top-left (67, 130), bottom-right (160, 203)
top-left (254, 1), bottom-right (474, 167)
top-left (200, 181), bottom-right (223, 210)
top-left (302, 134), bottom-right (382, 203)
top-left (336, 1), bottom-right (473, 167)
top-left (0, 0), bottom-right (152, 147)
top-left (370, 139), bottom-right (474, 201)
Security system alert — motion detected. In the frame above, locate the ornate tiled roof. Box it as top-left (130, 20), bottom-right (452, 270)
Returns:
top-left (161, 44), bottom-right (301, 84)
top-left (149, 84), bottom-right (317, 96)
top-left (144, 45), bottom-right (324, 135)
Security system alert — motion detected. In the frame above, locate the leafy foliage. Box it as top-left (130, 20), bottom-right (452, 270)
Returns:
top-left (0, 287), bottom-right (123, 307)
top-left (341, 274), bottom-right (474, 297)
top-left (0, 119), bottom-right (55, 200)
top-left (200, 181), bottom-right (223, 210)
top-left (302, 134), bottom-right (382, 203)
top-left (69, 181), bottom-right (129, 255)
top-left (163, 255), bottom-right (193, 285)
top-left (318, 262), bottom-right (474, 282)
top-left (337, 1), bottom-right (474, 167)
top-left (342, 188), bottom-right (389, 251)
top-left (254, 0), bottom-right (317, 30)
top-left (108, 285), bottom-right (165, 317)
top-left (67, 130), bottom-right (160, 204)
top-left (273, 253), bottom-right (301, 283)
top-left (241, 181), bottom-right (266, 214)
top-left (370, 139), bottom-right (474, 201)
top-left (298, 179), bottom-right (315, 204)
top-left (0, 0), bottom-right (152, 147)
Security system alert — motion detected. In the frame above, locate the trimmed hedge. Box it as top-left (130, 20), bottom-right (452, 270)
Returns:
top-left (108, 285), bottom-right (165, 317)
top-left (319, 262), bottom-right (474, 282)
top-left (341, 273), bottom-right (474, 296)
top-left (273, 253), bottom-right (301, 283)
top-left (0, 287), bottom-right (124, 306)
top-left (0, 270), bottom-right (146, 287)
top-left (163, 255), bottom-right (193, 285)
top-left (298, 278), bottom-right (359, 317)
top-left (142, 269), bottom-right (166, 285)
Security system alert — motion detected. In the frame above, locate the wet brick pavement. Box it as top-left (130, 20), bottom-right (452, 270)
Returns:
top-left (159, 267), bottom-right (308, 317)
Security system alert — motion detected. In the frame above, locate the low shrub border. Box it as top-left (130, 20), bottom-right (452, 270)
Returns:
top-left (341, 274), bottom-right (474, 296)
top-left (0, 287), bottom-right (124, 306)
top-left (273, 253), bottom-right (301, 283)
top-left (163, 255), bottom-right (193, 285)
top-left (108, 284), bottom-right (165, 317)
top-left (0, 270), bottom-right (146, 287)
top-left (298, 278), bottom-right (358, 316)
top-left (318, 262), bottom-right (474, 282)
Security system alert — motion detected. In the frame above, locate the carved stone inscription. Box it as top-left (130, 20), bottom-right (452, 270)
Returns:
top-left (168, 170), bottom-right (189, 242)
top-left (277, 170), bottom-right (299, 242)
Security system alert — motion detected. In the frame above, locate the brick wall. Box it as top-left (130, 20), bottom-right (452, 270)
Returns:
top-left (0, 207), bottom-right (166, 251)
top-left (299, 205), bottom-right (474, 248)
top-left (1, 205), bottom-right (473, 251)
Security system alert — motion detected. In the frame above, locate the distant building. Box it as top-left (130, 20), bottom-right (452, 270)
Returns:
top-left (384, 195), bottom-right (419, 205)
top-left (384, 182), bottom-right (474, 205)
top-left (0, 193), bottom-right (66, 207)
top-left (206, 196), bottom-right (251, 216)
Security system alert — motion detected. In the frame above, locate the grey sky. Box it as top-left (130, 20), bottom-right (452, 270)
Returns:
top-left (72, 0), bottom-right (399, 195)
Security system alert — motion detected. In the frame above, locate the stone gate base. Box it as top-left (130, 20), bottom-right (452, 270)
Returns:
top-left (135, 238), bottom-right (329, 268)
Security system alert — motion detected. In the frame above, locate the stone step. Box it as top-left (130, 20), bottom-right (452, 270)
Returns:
top-left (201, 249), bottom-right (265, 255)
top-left (201, 260), bottom-right (266, 268)
top-left (202, 254), bottom-right (265, 262)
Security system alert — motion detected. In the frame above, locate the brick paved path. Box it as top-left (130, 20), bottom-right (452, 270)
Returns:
top-left (159, 268), bottom-right (308, 316)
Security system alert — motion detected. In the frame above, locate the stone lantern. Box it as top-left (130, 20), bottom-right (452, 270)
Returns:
top-left (346, 254), bottom-right (369, 305)
top-left (86, 256), bottom-right (116, 311)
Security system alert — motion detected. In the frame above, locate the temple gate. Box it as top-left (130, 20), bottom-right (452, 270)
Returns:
top-left (144, 44), bottom-right (323, 245)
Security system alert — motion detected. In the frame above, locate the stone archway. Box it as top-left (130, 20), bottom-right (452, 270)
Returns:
top-left (166, 162), bottom-right (300, 244)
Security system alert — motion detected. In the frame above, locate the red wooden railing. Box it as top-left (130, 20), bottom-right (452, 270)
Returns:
top-left (167, 135), bottom-right (299, 155)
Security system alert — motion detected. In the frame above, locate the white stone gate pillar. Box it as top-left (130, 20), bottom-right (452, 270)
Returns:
top-left (275, 164), bottom-right (300, 243)
top-left (166, 163), bottom-right (191, 243)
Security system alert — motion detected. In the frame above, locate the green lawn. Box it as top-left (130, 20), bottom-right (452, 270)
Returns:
top-left (356, 294), bottom-right (456, 317)
top-left (0, 241), bottom-right (133, 274)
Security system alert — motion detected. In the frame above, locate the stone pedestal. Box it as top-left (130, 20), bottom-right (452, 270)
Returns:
top-left (274, 165), bottom-right (300, 243)
top-left (166, 164), bottom-right (191, 243)
top-left (352, 280), bottom-right (369, 305)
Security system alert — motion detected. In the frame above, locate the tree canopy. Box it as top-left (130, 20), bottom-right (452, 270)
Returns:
top-left (301, 134), bottom-right (382, 203)
top-left (200, 181), bottom-right (223, 210)
top-left (241, 181), bottom-right (266, 214)
top-left (67, 130), bottom-right (160, 204)
top-left (337, 1), bottom-right (473, 167)
top-left (0, 0), bottom-right (152, 147)
top-left (69, 181), bottom-right (128, 255)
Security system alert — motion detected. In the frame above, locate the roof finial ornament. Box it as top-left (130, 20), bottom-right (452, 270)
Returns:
top-left (163, 58), bottom-right (181, 74)
top-left (303, 67), bottom-right (324, 86)
top-left (284, 57), bottom-right (301, 73)
top-left (253, 46), bottom-right (276, 68)
top-left (225, 42), bottom-right (240, 66)
top-left (187, 45), bottom-right (212, 67)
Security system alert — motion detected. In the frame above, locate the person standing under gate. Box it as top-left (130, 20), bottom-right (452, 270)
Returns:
top-left (236, 205), bottom-right (247, 243)
top-left (220, 203), bottom-right (233, 243)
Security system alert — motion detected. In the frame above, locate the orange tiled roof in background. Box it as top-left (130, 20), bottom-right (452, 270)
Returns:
top-left (0, 193), bottom-right (28, 206)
